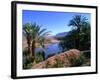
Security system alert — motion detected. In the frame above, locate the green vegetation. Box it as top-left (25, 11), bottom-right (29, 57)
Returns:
top-left (71, 54), bottom-right (85, 67)
top-left (23, 23), bottom-right (50, 63)
top-left (59, 15), bottom-right (90, 51)
top-left (35, 51), bottom-right (45, 64)
top-left (23, 24), bottom-right (32, 56)
top-left (23, 48), bottom-right (32, 69)
top-left (23, 49), bottom-right (45, 69)
top-left (23, 47), bottom-right (29, 56)
top-left (83, 51), bottom-right (91, 59)
top-left (23, 62), bottom-right (33, 69)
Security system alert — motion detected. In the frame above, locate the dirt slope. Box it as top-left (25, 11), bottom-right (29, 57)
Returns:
top-left (32, 49), bottom-right (81, 69)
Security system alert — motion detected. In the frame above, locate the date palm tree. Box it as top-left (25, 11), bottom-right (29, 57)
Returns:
top-left (68, 15), bottom-right (88, 49)
top-left (31, 23), bottom-right (50, 63)
top-left (23, 23), bottom-right (33, 56)
top-left (79, 22), bottom-right (91, 50)
top-left (23, 23), bottom-right (50, 63)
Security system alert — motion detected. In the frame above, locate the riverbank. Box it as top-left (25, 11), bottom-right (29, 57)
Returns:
top-left (32, 49), bottom-right (90, 69)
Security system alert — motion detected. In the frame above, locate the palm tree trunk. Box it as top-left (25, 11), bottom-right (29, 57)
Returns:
top-left (42, 49), bottom-right (45, 61)
top-left (27, 38), bottom-right (31, 56)
top-left (31, 40), bottom-right (35, 63)
top-left (28, 43), bottom-right (31, 55)
top-left (77, 27), bottom-right (80, 50)
top-left (42, 44), bottom-right (45, 61)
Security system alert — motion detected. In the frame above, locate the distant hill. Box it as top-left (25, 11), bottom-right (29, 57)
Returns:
top-left (55, 32), bottom-right (69, 39)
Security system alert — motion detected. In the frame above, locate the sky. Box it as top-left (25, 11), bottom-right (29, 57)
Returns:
top-left (22, 10), bottom-right (91, 35)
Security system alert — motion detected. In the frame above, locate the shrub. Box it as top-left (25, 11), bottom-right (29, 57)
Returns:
top-left (23, 47), bottom-right (29, 56)
top-left (71, 54), bottom-right (85, 67)
top-left (23, 63), bottom-right (33, 69)
top-left (23, 56), bottom-right (33, 69)
top-left (35, 51), bottom-right (45, 64)
top-left (83, 51), bottom-right (91, 59)
top-left (23, 48), bottom-right (33, 69)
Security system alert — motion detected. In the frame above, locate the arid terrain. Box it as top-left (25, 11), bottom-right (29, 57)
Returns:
top-left (32, 49), bottom-right (90, 68)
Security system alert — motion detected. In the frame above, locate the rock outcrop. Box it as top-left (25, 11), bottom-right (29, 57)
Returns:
top-left (32, 49), bottom-right (81, 69)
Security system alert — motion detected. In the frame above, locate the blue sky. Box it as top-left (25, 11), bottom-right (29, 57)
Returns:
top-left (22, 10), bottom-right (91, 35)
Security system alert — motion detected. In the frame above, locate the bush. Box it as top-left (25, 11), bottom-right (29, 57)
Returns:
top-left (35, 51), bottom-right (45, 64)
top-left (23, 47), bottom-right (33, 69)
top-left (23, 47), bottom-right (29, 56)
top-left (83, 51), bottom-right (91, 58)
top-left (23, 56), bottom-right (33, 69)
top-left (71, 54), bottom-right (85, 67)
top-left (23, 63), bottom-right (33, 69)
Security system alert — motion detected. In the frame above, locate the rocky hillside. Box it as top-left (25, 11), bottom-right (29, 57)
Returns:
top-left (32, 49), bottom-right (83, 69)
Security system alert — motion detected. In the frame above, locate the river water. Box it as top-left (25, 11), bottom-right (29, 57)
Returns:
top-left (35, 43), bottom-right (63, 59)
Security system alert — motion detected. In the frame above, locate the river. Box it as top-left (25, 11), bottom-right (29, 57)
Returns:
top-left (35, 43), bottom-right (63, 59)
